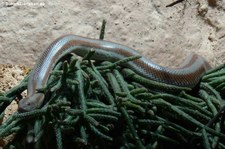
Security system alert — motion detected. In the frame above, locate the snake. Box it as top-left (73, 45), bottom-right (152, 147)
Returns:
top-left (18, 34), bottom-right (211, 112)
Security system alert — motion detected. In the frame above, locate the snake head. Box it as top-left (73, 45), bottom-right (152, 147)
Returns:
top-left (18, 93), bottom-right (45, 112)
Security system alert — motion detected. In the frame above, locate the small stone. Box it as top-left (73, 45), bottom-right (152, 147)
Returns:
top-left (198, 4), bottom-right (208, 16)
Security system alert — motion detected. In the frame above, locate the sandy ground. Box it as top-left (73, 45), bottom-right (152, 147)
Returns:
top-left (0, 0), bottom-right (224, 68)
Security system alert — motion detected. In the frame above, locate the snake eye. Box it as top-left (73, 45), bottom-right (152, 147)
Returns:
top-left (18, 97), bottom-right (33, 112)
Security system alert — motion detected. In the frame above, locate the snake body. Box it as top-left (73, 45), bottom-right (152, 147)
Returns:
top-left (18, 34), bottom-right (211, 111)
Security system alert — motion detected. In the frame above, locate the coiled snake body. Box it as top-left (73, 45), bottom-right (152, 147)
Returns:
top-left (18, 35), bottom-right (211, 111)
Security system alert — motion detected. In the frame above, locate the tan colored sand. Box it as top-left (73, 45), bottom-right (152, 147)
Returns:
top-left (0, 0), bottom-right (224, 68)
